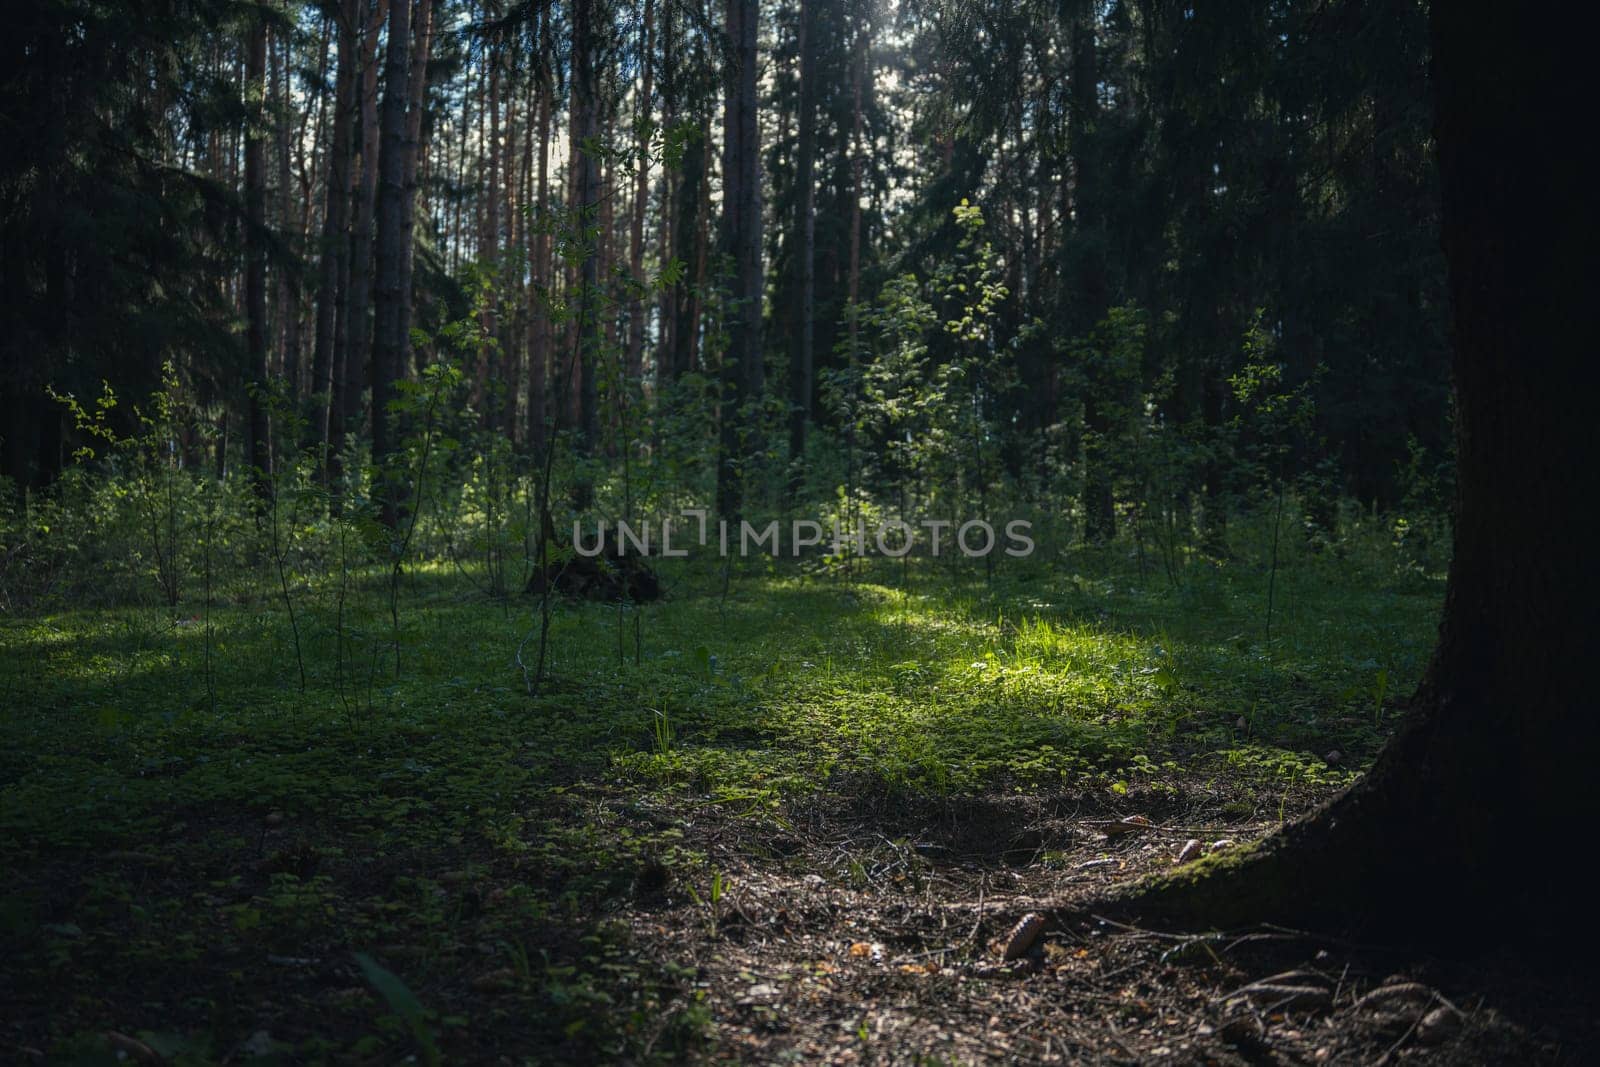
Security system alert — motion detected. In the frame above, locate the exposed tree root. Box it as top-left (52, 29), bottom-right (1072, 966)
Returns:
top-left (1062, 707), bottom-right (1534, 950)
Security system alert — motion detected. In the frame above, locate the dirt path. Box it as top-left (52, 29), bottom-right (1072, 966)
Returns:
top-left (619, 790), bottom-right (1592, 1064)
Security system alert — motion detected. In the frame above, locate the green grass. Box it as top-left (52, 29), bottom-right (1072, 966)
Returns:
top-left (0, 539), bottom-right (1444, 1063)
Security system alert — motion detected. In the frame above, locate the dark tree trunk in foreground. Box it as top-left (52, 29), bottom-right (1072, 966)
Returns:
top-left (1116, 5), bottom-right (1597, 945)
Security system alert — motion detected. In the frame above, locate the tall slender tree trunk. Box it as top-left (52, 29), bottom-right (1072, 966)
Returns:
top-left (564, 137), bottom-right (582, 432)
top-left (691, 110), bottom-right (710, 368)
top-left (668, 110), bottom-right (706, 382)
top-left (841, 5), bottom-right (865, 539)
top-left (655, 3), bottom-right (677, 380)
top-left (333, 0), bottom-right (388, 498)
top-left (570, 0), bottom-right (601, 449)
top-left (372, 0), bottom-right (414, 529)
top-left (599, 103), bottom-right (619, 439)
top-left (273, 22), bottom-right (301, 397)
top-left (245, 16), bottom-right (273, 503)
top-left (505, 75), bottom-right (531, 441)
top-left (295, 20), bottom-right (330, 297)
top-left (451, 63), bottom-right (471, 274)
top-left (527, 27), bottom-right (552, 453)
top-left (626, 0), bottom-right (655, 383)
top-left (310, 0), bottom-right (357, 478)
top-left (787, 0), bottom-right (815, 497)
top-left (1072, 14), bottom-right (1115, 544)
top-left (481, 39), bottom-right (502, 430)
top-left (716, 0), bottom-right (762, 521)
top-left (847, 14), bottom-right (863, 346)
top-left (398, 0), bottom-right (436, 378)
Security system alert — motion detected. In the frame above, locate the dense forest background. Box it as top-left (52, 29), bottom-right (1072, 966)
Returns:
top-left (1, 0), bottom-right (1452, 574)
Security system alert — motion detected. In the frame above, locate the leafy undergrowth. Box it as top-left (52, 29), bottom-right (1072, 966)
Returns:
top-left (4, 551), bottom-right (1583, 1063)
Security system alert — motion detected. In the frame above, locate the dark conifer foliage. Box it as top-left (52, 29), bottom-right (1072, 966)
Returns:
top-left (2, 0), bottom-right (253, 486)
top-left (2, 0), bottom-right (1449, 522)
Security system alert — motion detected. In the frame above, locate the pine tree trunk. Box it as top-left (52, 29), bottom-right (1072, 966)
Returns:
top-left (273, 24), bottom-right (301, 398)
top-left (787, 0), bottom-right (815, 497)
top-left (451, 63), bottom-right (471, 275)
top-left (333, 0), bottom-right (388, 498)
top-left (1072, 15), bottom-right (1114, 544)
top-left (244, 16), bottom-right (274, 504)
top-left (626, 0), bottom-right (655, 383)
top-left (655, 2), bottom-right (677, 380)
top-left (527, 25), bottom-right (552, 453)
top-left (716, 0), bottom-right (761, 521)
top-left (841, 4), bottom-right (865, 532)
top-left (846, 12), bottom-right (863, 347)
top-left (482, 41), bottom-right (502, 431)
top-left (667, 115), bottom-right (705, 382)
top-left (310, 0), bottom-right (357, 478)
top-left (506, 77), bottom-right (529, 445)
top-left (397, 0), bottom-right (435, 379)
top-left (571, 0), bottom-right (601, 450)
top-left (371, 0), bottom-right (413, 529)
top-left (600, 105), bottom-right (618, 443)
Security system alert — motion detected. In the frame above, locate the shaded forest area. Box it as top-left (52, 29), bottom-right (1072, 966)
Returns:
top-left (2, 0), bottom-right (1451, 526)
top-left (4, 0), bottom-right (1596, 1064)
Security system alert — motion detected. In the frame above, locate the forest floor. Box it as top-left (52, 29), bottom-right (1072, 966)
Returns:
top-left (3, 549), bottom-right (1594, 1064)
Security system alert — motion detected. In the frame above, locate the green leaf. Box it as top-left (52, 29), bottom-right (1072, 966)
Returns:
top-left (354, 952), bottom-right (440, 1066)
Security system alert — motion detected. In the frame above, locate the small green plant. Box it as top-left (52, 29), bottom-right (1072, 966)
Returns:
top-left (354, 951), bottom-right (441, 1066)
top-left (686, 869), bottom-right (729, 937)
top-left (652, 705), bottom-right (675, 755)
